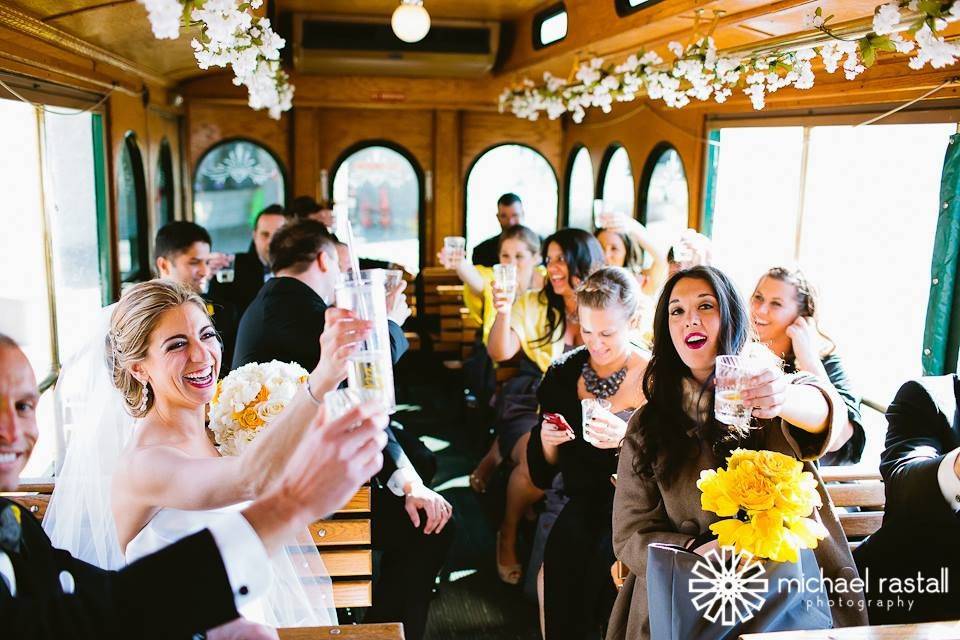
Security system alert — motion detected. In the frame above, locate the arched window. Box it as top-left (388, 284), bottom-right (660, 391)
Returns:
top-left (117, 132), bottom-right (149, 282)
top-left (465, 144), bottom-right (558, 255)
top-left (640, 144), bottom-right (689, 250)
top-left (155, 138), bottom-right (175, 227)
top-left (598, 145), bottom-right (634, 218)
top-left (193, 139), bottom-right (285, 254)
top-left (566, 146), bottom-right (594, 230)
top-left (332, 143), bottom-right (422, 273)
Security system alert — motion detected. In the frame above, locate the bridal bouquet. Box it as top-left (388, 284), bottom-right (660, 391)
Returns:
top-left (696, 449), bottom-right (828, 562)
top-left (209, 360), bottom-right (308, 455)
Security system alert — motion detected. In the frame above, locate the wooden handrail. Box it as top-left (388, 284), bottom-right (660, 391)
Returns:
top-left (862, 396), bottom-right (888, 414)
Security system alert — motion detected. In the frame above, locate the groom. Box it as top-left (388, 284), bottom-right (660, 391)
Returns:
top-left (0, 334), bottom-right (387, 639)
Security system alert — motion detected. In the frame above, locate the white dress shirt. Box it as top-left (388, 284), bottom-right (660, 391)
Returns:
top-left (937, 446), bottom-right (960, 512)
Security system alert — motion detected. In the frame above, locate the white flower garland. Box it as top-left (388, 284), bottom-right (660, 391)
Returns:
top-left (499, 0), bottom-right (960, 121)
top-left (139, 0), bottom-right (294, 119)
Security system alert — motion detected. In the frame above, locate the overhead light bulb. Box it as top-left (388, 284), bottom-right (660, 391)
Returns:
top-left (391, 0), bottom-right (430, 43)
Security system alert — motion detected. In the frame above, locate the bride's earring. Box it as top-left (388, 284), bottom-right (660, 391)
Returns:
top-left (138, 381), bottom-right (149, 413)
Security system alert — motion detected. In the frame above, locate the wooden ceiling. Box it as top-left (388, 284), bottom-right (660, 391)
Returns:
top-left (277, 0), bottom-right (546, 21)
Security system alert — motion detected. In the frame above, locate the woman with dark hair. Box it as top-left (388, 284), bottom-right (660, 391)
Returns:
top-left (527, 267), bottom-right (647, 639)
top-left (487, 228), bottom-right (604, 584)
top-left (607, 266), bottom-right (867, 640)
top-left (751, 266), bottom-right (864, 466)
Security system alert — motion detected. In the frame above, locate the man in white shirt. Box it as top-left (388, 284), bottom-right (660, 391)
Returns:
top-left (854, 374), bottom-right (960, 624)
top-left (0, 333), bottom-right (387, 639)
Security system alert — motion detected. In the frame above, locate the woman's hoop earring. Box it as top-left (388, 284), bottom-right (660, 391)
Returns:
top-left (139, 381), bottom-right (149, 413)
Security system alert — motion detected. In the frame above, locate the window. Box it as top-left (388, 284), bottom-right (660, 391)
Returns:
top-left (193, 140), bottom-right (286, 255)
top-left (155, 138), bottom-right (175, 227)
top-left (707, 122), bottom-right (954, 468)
top-left (598, 145), bottom-right (635, 218)
top-left (534, 4), bottom-right (567, 49)
top-left (567, 146), bottom-right (594, 230)
top-left (614, 0), bottom-right (666, 17)
top-left (640, 145), bottom-right (689, 252)
top-left (332, 144), bottom-right (422, 273)
top-left (465, 144), bottom-right (558, 256)
top-left (117, 133), bottom-right (149, 282)
top-left (0, 97), bottom-right (109, 478)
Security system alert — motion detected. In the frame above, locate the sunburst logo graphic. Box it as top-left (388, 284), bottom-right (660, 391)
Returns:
top-left (689, 546), bottom-right (768, 626)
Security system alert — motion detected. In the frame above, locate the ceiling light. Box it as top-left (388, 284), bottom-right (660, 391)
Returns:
top-left (392, 0), bottom-right (430, 43)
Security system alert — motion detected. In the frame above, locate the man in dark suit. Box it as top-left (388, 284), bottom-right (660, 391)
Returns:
top-left (471, 192), bottom-right (525, 267)
top-left (209, 204), bottom-right (286, 319)
top-left (854, 375), bottom-right (960, 623)
top-left (154, 221), bottom-right (240, 374)
top-left (0, 333), bottom-right (387, 639)
top-left (288, 195), bottom-right (336, 230)
top-left (232, 220), bottom-right (453, 640)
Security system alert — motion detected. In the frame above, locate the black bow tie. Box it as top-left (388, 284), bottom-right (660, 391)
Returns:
top-left (0, 503), bottom-right (22, 554)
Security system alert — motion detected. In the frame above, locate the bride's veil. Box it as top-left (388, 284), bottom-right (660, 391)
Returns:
top-left (43, 303), bottom-right (337, 627)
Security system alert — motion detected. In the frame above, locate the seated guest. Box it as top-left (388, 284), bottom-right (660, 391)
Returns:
top-left (854, 375), bottom-right (960, 623)
top-left (288, 195), bottom-right (335, 230)
top-left (750, 266), bottom-right (864, 465)
top-left (527, 267), bottom-right (648, 639)
top-left (438, 224), bottom-right (545, 492)
top-left (208, 203), bottom-right (286, 317)
top-left (232, 220), bottom-right (453, 640)
top-left (472, 193), bottom-right (526, 267)
top-left (0, 333), bottom-right (387, 639)
top-left (594, 211), bottom-right (667, 297)
top-left (608, 266), bottom-right (866, 640)
top-left (154, 221), bottom-right (239, 375)
top-left (487, 228), bottom-right (604, 584)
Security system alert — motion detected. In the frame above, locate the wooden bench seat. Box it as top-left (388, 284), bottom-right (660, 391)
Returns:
top-left (279, 622), bottom-right (404, 639)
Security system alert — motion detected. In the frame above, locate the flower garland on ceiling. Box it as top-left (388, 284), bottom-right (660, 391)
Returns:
top-left (499, 1), bottom-right (960, 122)
top-left (139, 0), bottom-right (293, 119)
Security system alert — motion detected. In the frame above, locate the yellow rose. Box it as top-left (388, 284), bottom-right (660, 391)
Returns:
top-left (235, 407), bottom-right (265, 429)
top-left (725, 461), bottom-right (777, 513)
top-left (698, 469), bottom-right (740, 517)
top-left (774, 472), bottom-right (822, 518)
top-left (754, 450), bottom-right (803, 482)
top-left (784, 515), bottom-right (828, 549)
top-left (710, 518), bottom-right (756, 552)
top-left (726, 448), bottom-right (760, 472)
top-left (256, 400), bottom-right (286, 421)
top-left (751, 510), bottom-right (796, 562)
top-left (253, 386), bottom-right (270, 404)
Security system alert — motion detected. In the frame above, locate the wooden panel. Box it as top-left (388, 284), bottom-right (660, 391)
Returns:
top-left (433, 110), bottom-right (462, 251)
top-left (187, 102), bottom-right (290, 177)
top-left (826, 482), bottom-right (885, 508)
top-left (15, 482), bottom-right (54, 494)
top-left (318, 549), bottom-right (373, 577)
top-left (315, 108), bottom-right (433, 179)
top-left (310, 519), bottom-right (371, 546)
top-left (278, 622), bottom-right (405, 640)
top-left (740, 620), bottom-right (960, 639)
top-left (839, 512), bottom-right (884, 538)
top-left (334, 485), bottom-right (370, 513)
top-left (332, 580), bottom-right (373, 608)
top-left (8, 494), bottom-right (50, 521)
top-left (293, 107), bottom-right (320, 198)
top-left (461, 111), bottom-right (563, 186)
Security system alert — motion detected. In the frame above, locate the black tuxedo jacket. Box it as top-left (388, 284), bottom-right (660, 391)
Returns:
top-left (854, 375), bottom-right (960, 623)
top-left (471, 234), bottom-right (500, 268)
top-left (231, 276), bottom-right (410, 483)
top-left (2, 497), bottom-right (239, 639)
top-left (208, 248), bottom-right (269, 320)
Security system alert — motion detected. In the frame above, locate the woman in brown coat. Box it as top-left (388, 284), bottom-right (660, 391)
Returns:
top-left (607, 266), bottom-right (867, 640)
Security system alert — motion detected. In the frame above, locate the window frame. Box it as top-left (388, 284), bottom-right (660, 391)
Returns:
top-left (463, 141), bottom-right (561, 245)
top-left (637, 141), bottom-right (688, 227)
top-left (155, 137), bottom-right (176, 228)
top-left (329, 139), bottom-right (427, 273)
top-left (596, 142), bottom-right (636, 218)
top-left (614, 0), bottom-right (668, 18)
top-left (564, 144), bottom-right (594, 227)
top-left (117, 131), bottom-right (150, 283)
top-left (532, 2), bottom-right (568, 50)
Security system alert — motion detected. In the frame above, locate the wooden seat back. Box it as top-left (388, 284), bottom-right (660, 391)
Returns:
top-left (821, 466), bottom-right (885, 551)
top-left (279, 623), bottom-right (404, 639)
top-left (420, 267), bottom-right (466, 358)
top-left (4, 482), bottom-right (375, 609)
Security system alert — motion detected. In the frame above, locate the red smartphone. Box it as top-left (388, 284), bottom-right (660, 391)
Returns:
top-left (543, 412), bottom-right (572, 432)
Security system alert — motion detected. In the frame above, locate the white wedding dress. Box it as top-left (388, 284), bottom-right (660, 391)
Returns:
top-left (43, 307), bottom-right (336, 629)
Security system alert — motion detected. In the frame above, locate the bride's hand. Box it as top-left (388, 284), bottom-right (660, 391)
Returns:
top-left (206, 617), bottom-right (279, 640)
top-left (311, 308), bottom-right (372, 396)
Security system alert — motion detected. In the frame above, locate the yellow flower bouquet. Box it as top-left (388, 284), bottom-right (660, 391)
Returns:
top-left (209, 360), bottom-right (309, 456)
top-left (696, 449), bottom-right (828, 562)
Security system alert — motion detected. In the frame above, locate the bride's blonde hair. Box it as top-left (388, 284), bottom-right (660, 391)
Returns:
top-left (107, 280), bottom-right (208, 417)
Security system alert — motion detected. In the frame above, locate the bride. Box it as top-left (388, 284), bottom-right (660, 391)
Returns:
top-left (45, 280), bottom-right (366, 636)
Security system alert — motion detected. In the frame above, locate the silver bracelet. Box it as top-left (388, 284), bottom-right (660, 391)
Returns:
top-left (306, 377), bottom-right (324, 406)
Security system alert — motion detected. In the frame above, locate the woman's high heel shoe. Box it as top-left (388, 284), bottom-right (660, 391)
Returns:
top-left (496, 531), bottom-right (522, 585)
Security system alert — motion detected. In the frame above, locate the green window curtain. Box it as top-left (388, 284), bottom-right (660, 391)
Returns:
top-left (922, 133), bottom-right (960, 375)
top-left (700, 129), bottom-right (721, 236)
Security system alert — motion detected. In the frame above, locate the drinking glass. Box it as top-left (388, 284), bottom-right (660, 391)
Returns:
top-left (443, 236), bottom-right (466, 266)
top-left (714, 355), bottom-right (757, 427)
top-left (335, 269), bottom-right (396, 412)
top-left (493, 263), bottom-right (517, 299)
top-left (582, 398), bottom-right (612, 446)
top-left (384, 269), bottom-right (404, 293)
top-left (323, 388), bottom-right (363, 421)
top-left (215, 254), bottom-right (235, 283)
